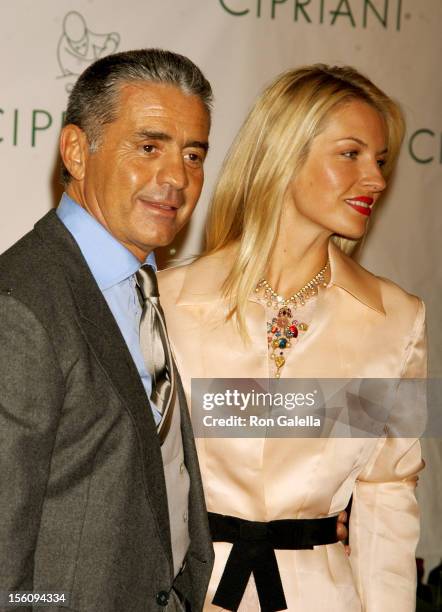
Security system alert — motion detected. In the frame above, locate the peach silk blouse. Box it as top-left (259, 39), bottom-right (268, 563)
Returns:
top-left (158, 240), bottom-right (427, 612)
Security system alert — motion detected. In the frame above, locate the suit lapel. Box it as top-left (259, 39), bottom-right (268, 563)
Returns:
top-left (34, 211), bottom-right (172, 563)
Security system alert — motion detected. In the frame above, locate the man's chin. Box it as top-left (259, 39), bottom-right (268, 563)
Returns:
top-left (139, 230), bottom-right (179, 252)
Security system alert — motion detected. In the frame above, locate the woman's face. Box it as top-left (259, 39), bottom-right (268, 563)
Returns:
top-left (285, 99), bottom-right (388, 241)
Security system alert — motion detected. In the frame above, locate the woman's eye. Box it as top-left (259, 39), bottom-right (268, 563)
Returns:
top-left (342, 150), bottom-right (358, 159)
top-left (377, 158), bottom-right (387, 168)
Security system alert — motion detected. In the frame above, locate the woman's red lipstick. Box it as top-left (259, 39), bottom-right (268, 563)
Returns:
top-left (345, 196), bottom-right (374, 217)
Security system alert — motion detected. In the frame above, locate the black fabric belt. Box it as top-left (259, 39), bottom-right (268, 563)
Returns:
top-left (208, 512), bottom-right (339, 612)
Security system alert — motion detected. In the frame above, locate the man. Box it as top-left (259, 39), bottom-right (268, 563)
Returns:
top-left (0, 49), bottom-right (348, 612)
top-left (0, 49), bottom-right (213, 612)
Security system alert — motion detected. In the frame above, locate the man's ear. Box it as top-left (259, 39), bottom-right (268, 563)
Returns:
top-left (60, 124), bottom-right (89, 181)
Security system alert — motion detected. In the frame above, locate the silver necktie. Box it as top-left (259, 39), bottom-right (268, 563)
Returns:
top-left (136, 266), bottom-right (175, 440)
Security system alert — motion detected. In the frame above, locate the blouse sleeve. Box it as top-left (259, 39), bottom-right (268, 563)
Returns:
top-left (349, 300), bottom-right (427, 611)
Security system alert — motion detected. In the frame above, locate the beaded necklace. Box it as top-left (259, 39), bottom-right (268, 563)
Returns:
top-left (255, 261), bottom-right (329, 378)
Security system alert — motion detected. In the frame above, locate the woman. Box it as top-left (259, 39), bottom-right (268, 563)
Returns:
top-left (158, 65), bottom-right (427, 611)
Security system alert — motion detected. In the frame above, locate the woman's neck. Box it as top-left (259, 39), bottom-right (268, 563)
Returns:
top-left (265, 231), bottom-right (330, 298)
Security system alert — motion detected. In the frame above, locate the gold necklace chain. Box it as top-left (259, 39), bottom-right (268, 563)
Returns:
top-left (255, 260), bottom-right (329, 310)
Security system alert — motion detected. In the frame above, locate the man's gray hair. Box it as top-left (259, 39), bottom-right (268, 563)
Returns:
top-left (61, 48), bottom-right (213, 183)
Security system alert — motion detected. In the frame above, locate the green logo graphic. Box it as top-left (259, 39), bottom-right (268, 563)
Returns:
top-left (218, 0), bottom-right (404, 31)
top-left (57, 11), bottom-right (120, 92)
top-left (408, 129), bottom-right (442, 165)
top-left (0, 12), bottom-right (121, 147)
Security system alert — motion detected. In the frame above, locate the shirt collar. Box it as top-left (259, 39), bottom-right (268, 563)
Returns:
top-left (327, 240), bottom-right (385, 314)
top-left (57, 193), bottom-right (156, 290)
top-left (175, 240), bottom-right (385, 314)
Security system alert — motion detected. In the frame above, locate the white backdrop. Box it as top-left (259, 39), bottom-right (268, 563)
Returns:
top-left (1, 0), bottom-right (441, 577)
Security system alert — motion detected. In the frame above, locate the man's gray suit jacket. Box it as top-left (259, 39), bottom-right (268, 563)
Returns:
top-left (0, 210), bottom-right (214, 612)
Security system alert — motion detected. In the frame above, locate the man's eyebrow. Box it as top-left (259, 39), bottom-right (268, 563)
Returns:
top-left (186, 140), bottom-right (209, 152)
top-left (336, 136), bottom-right (388, 155)
top-left (135, 130), bottom-right (209, 152)
top-left (136, 130), bottom-right (172, 142)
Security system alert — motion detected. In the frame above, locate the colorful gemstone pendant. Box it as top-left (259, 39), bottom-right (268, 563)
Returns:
top-left (275, 355), bottom-right (285, 369)
top-left (267, 306), bottom-right (308, 378)
top-left (256, 270), bottom-right (327, 378)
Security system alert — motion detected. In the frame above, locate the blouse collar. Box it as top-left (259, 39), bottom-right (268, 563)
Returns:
top-left (175, 239), bottom-right (385, 315)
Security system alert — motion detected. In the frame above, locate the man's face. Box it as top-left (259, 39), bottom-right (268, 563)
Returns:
top-left (65, 82), bottom-right (210, 261)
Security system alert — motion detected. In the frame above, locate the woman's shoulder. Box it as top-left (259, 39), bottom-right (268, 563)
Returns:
top-left (356, 259), bottom-right (425, 340)
top-left (157, 244), bottom-right (236, 305)
top-left (330, 241), bottom-right (424, 323)
top-left (357, 254), bottom-right (423, 318)
top-left (376, 273), bottom-right (422, 312)
top-left (332, 248), bottom-right (426, 375)
top-left (157, 260), bottom-right (188, 299)
top-left (375, 273), bottom-right (425, 338)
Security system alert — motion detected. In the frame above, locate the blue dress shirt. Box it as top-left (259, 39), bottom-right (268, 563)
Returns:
top-left (57, 193), bottom-right (162, 425)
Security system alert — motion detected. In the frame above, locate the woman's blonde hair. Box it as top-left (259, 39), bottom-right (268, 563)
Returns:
top-left (205, 64), bottom-right (405, 334)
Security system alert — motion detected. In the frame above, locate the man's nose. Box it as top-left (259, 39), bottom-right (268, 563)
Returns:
top-left (361, 160), bottom-right (387, 194)
top-left (157, 152), bottom-right (188, 190)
